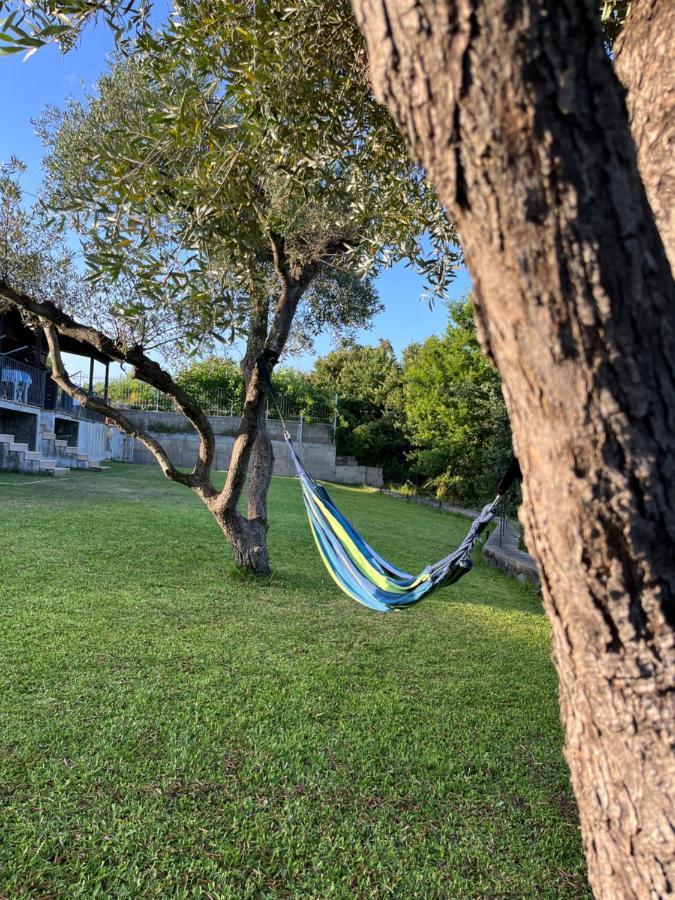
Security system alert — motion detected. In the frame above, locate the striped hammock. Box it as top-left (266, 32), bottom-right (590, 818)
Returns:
top-left (286, 438), bottom-right (498, 612)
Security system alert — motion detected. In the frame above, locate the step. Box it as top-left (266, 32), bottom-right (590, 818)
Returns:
top-left (54, 440), bottom-right (68, 449)
top-left (38, 459), bottom-right (59, 470)
top-left (41, 432), bottom-right (56, 440)
top-left (52, 467), bottom-right (69, 477)
top-left (64, 447), bottom-right (79, 455)
top-left (9, 443), bottom-right (29, 452)
top-left (25, 451), bottom-right (43, 460)
top-left (0, 434), bottom-right (14, 444)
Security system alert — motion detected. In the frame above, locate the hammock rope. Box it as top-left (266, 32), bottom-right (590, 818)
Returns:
top-left (258, 353), bottom-right (520, 612)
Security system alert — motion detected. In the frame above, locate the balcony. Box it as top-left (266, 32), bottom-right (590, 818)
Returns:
top-left (0, 355), bottom-right (46, 408)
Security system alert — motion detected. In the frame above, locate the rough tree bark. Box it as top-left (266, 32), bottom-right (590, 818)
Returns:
top-left (615, 0), bottom-right (674, 269)
top-left (352, 1), bottom-right (675, 897)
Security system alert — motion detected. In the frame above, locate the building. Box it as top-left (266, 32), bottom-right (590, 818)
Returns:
top-left (0, 307), bottom-right (114, 475)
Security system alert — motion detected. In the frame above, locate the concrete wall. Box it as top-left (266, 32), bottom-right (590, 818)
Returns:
top-left (121, 408), bottom-right (383, 485)
top-left (131, 431), bottom-right (340, 481)
top-left (76, 419), bottom-right (111, 463)
top-left (335, 464), bottom-right (383, 488)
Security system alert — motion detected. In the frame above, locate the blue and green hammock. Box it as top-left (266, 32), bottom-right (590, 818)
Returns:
top-left (284, 433), bottom-right (510, 613)
top-left (259, 354), bottom-right (519, 612)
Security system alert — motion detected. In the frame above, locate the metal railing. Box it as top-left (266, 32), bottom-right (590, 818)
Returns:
top-left (104, 380), bottom-right (336, 425)
top-left (0, 355), bottom-right (46, 407)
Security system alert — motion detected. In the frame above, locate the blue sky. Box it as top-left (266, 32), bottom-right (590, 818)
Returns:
top-left (1, 28), bottom-right (472, 377)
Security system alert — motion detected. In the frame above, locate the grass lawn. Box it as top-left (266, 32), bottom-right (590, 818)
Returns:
top-left (0, 464), bottom-right (588, 898)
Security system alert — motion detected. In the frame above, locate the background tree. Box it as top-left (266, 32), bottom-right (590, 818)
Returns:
top-left (403, 299), bottom-right (512, 507)
top-left (352, 0), bottom-right (675, 897)
top-left (311, 339), bottom-right (409, 482)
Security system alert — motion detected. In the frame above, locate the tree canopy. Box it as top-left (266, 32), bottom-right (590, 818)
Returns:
top-left (403, 299), bottom-right (513, 506)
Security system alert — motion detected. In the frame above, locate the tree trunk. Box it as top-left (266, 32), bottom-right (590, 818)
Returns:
top-left (247, 404), bottom-right (274, 522)
top-left (615, 0), bottom-right (675, 269)
top-left (215, 508), bottom-right (271, 575)
top-left (353, 1), bottom-right (675, 897)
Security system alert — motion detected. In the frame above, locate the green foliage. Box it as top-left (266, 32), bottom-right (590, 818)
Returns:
top-left (100, 375), bottom-right (158, 406)
top-left (35, 9), bottom-right (458, 346)
top-left (311, 339), bottom-right (409, 481)
top-left (403, 298), bottom-right (514, 507)
top-left (268, 366), bottom-right (328, 419)
top-left (174, 356), bottom-right (244, 402)
top-left (172, 356), bottom-right (332, 422)
top-left (0, 159), bottom-right (83, 311)
top-left (600, 0), bottom-right (632, 47)
top-left (0, 463), bottom-right (586, 897)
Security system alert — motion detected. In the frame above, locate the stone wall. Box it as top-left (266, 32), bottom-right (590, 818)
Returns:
top-left (483, 518), bottom-right (540, 586)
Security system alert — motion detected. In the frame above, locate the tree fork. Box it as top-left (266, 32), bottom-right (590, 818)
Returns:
top-left (353, 0), bottom-right (675, 896)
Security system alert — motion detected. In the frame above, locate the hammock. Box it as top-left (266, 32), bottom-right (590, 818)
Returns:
top-left (285, 436), bottom-right (503, 612)
top-left (258, 353), bottom-right (520, 613)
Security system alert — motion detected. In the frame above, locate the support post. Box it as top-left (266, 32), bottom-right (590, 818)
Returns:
top-left (103, 362), bottom-right (110, 402)
top-left (88, 357), bottom-right (95, 393)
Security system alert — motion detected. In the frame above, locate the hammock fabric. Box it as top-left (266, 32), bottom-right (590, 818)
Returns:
top-left (285, 436), bottom-right (499, 612)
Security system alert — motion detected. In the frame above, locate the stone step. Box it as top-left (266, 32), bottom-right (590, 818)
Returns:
top-left (41, 432), bottom-right (56, 440)
top-left (9, 443), bottom-right (29, 452)
top-left (77, 454), bottom-right (89, 461)
top-left (38, 459), bottom-right (59, 470)
top-left (25, 451), bottom-right (43, 460)
top-left (54, 440), bottom-right (68, 449)
top-left (64, 447), bottom-right (79, 455)
top-left (52, 467), bottom-right (69, 477)
top-left (0, 434), bottom-right (14, 444)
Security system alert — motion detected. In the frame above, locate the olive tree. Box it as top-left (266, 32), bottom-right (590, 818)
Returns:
top-left (1, 8), bottom-right (458, 575)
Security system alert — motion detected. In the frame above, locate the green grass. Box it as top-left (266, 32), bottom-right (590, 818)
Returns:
top-left (0, 464), bottom-right (587, 898)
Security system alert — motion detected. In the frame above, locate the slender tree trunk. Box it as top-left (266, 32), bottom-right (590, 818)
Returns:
top-left (210, 251), bottom-right (315, 575)
top-left (615, 0), bottom-right (675, 269)
top-left (353, 1), bottom-right (675, 897)
top-left (241, 294), bottom-right (275, 527)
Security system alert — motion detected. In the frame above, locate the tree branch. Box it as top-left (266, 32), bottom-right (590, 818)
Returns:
top-left (0, 277), bottom-right (216, 488)
top-left (269, 231), bottom-right (292, 290)
top-left (43, 323), bottom-right (212, 493)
